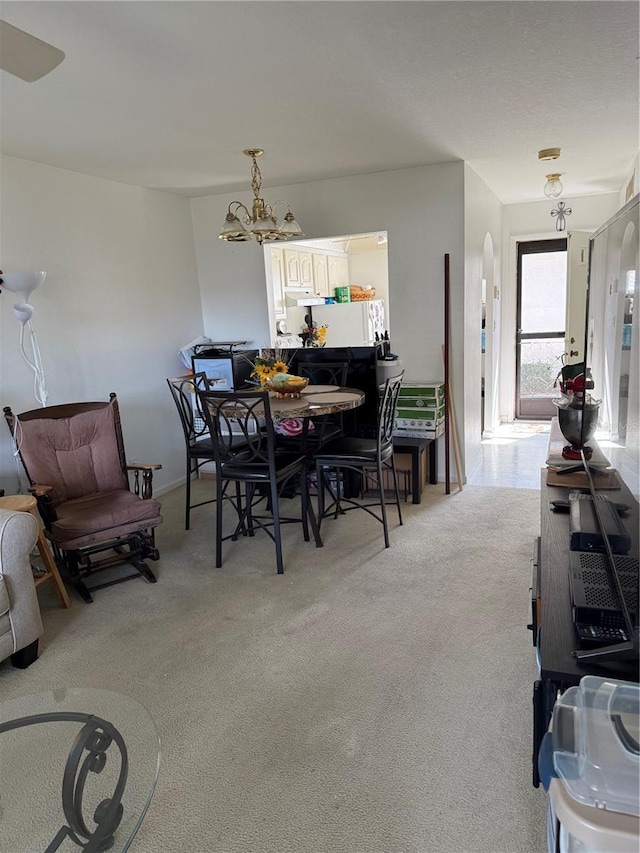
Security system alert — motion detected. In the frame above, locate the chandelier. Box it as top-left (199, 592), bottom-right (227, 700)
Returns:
top-left (219, 149), bottom-right (304, 244)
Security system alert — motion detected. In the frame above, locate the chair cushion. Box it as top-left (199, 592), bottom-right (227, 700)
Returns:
top-left (17, 404), bottom-right (128, 505)
top-left (221, 451), bottom-right (304, 484)
top-left (314, 437), bottom-right (393, 466)
top-left (49, 490), bottom-right (162, 550)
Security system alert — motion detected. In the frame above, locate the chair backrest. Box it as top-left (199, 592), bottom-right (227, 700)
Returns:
top-left (166, 372), bottom-right (210, 447)
top-left (198, 390), bottom-right (275, 471)
top-left (378, 372), bottom-right (404, 452)
top-left (4, 395), bottom-right (129, 506)
top-left (298, 362), bottom-right (348, 386)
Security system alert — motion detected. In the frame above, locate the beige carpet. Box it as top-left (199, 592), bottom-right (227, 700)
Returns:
top-left (0, 480), bottom-right (548, 853)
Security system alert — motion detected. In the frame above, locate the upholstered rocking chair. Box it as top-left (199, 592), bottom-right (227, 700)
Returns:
top-left (4, 395), bottom-right (163, 603)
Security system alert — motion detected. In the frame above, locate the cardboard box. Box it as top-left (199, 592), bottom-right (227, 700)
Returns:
top-left (398, 382), bottom-right (445, 401)
top-left (395, 409), bottom-right (444, 430)
top-left (362, 463), bottom-right (411, 502)
top-left (334, 286), bottom-right (350, 303)
top-left (392, 421), bottom-right (445, 440)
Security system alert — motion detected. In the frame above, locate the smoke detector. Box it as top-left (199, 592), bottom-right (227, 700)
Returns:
top-left (538, 148), bottom-right (561, 161)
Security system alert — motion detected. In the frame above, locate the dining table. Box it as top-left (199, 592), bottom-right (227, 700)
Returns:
top-left (266, 384), bottom-right (365, 420)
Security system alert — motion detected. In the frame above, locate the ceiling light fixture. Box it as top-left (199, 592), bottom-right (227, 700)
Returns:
top-left (544, 173), bottom-right (564, 198)
top-left (538, 147), bottom-right (561, 161)
top-left (219, 149), bottom-right (304, 244)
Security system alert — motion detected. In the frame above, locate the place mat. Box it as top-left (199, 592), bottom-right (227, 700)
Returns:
top-left (268, 396), bottom-right (309, 411)
top-left (305, 392), bottom-right (361, 405)
top-left (546, 467), bottom-right (621, 490)
top-left (301, 385), bottom-right (339, 394)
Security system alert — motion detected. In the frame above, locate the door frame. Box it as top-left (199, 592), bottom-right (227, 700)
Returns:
top-left (515, 238), bottom-right (567, 419)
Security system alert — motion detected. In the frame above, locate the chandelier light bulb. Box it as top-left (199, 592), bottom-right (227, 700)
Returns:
top-left (544, 173), bottom-right (563, 198)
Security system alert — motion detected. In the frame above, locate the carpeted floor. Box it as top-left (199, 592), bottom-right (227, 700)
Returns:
top-left (1, 479), bottom-right (548, 852)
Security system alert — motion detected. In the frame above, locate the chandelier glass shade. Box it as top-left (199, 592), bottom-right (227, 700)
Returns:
top-left (219, 149), bottom-right (304, 244)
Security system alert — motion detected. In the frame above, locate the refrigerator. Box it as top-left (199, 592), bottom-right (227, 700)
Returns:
top-left (311, 299), bottom-right (385, 348)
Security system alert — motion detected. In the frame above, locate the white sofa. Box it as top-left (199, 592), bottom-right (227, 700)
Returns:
top-left (0, 507), bottom-right (44, 668)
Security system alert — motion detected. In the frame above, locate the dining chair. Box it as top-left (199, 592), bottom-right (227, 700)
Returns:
top-left (276, 361), bottom-right (350, 454)
top-left (313, 372), bottom-right (405, 548)
top-left (166, 373), bottom-right (216, 530)
top-left (298, 361), bottom-right (349, 446)
top-left (198, 389), bottom-right (323, 574)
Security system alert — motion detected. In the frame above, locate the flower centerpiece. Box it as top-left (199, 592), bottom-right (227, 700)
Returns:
top-left (246, 348), bottom-right (309, 398)
top-left (250, 350), bottom-right (290, 387)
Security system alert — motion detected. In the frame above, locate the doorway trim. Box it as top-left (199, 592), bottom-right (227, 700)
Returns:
top-left (515, 237), bottom-right (567, 419)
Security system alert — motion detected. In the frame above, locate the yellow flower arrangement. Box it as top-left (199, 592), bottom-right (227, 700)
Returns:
top-left (250, 350), bottom-right (291, 386)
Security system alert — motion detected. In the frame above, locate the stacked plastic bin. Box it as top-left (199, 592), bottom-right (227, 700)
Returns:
top-left (545, 676), bottom-right (639, 853)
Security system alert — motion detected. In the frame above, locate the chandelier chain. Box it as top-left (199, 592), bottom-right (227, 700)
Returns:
top-left (250, 158), bottom-right (262, 199)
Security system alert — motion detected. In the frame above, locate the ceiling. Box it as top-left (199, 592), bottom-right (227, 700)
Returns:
top-left (1, 1), bottom-right (638, 204)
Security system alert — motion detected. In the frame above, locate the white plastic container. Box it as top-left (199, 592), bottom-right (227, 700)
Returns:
top-left (547, 676), bottom-right (640, 853)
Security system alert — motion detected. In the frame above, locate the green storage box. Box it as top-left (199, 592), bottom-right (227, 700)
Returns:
top-left (334, 286), bottom-right (350, 303)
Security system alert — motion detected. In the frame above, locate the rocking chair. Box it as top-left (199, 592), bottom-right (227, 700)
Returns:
top-left (4, 395), bottom-right (163, 603)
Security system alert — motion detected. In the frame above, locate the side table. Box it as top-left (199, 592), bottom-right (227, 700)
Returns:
top-left (392, 435), bottom-right (438, 504)
top-left (0, 495), bottom-right (71, 608)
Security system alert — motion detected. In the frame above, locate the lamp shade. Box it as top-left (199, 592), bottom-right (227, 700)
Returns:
top-left (544, 174), bottom-right (563, 198)
top-left (13, 302), bottom-right (34, 325)
top-left (1, 271), bottom-right (46, 299)
top-left (279, 212), bottom-right (304, 238)
top-left (219, 213), bottom-right (249, 241)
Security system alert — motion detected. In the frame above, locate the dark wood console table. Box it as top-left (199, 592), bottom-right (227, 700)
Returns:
top-left (531, 470), bottom-right (639, 787)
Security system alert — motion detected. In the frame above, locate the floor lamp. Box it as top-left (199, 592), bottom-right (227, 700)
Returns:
top-left (1, 271), bottom-right (49, 406)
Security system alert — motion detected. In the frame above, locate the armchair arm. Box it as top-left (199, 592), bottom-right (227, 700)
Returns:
top-left (126, 462), bottom-right (162, 500)
top-left (27, 485), bottom-right (57, 525)
top-left (28, 484), bottom-right (53, 497)
top-left (0, 509), bottom-right (43, 663)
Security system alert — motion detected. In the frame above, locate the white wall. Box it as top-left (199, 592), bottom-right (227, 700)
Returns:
top-left (348, 249), bottom-right (390, 308)
top-left (191, 163), bottom-right (466, 474)
top-left (499, 193), bottom-right (621, 422)
top-left (463, 165), bottom-right (503, 474)
top-left (0, 156), bottom-right (203, 495)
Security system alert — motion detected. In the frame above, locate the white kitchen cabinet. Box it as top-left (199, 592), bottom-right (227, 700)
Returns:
top-left (270, 246), bottom-right (287, 320)
top-left (284, 249), bottom-right (301, 286)
top-left (312, 253), bottom-right (329, 297)
top-left (299, 251), bottom-right (313, 287)
top-left (328, 255), bottom-right (349, 293)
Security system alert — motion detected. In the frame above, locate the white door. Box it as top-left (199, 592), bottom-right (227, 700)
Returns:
top-left (565, 231), bottom-right (591, 365)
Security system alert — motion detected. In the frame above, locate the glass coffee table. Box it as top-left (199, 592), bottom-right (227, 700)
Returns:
top-left (0, 688), bottom-right (160, 852)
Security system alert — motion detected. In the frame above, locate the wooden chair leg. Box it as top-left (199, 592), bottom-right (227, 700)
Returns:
top-left (32, 516), bottom-right (71, 608)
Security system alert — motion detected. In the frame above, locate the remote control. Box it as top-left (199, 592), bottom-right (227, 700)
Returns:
top-left (575, 623), bottom-right (629, 644)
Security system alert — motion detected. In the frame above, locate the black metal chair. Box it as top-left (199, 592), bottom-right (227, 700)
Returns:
top-left (275, 361), bottom-right (349, 455)
top-left (166, 373), bottom-right (217, 530)
top-left (314, 372), bottom-right (405, 548)
top-left (198, 389), bottom-right (323, 574)
top-left (298, 361), bottom-right (349, 447)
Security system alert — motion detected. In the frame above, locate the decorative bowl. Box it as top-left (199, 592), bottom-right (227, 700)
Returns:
top-left (265, 375), bottom-right (310, 399)
top-left (553, 396), bottom-right (600, 448)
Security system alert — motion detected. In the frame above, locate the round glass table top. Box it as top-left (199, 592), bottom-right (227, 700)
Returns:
top-left (0, 688), bottom-right (160, 853)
